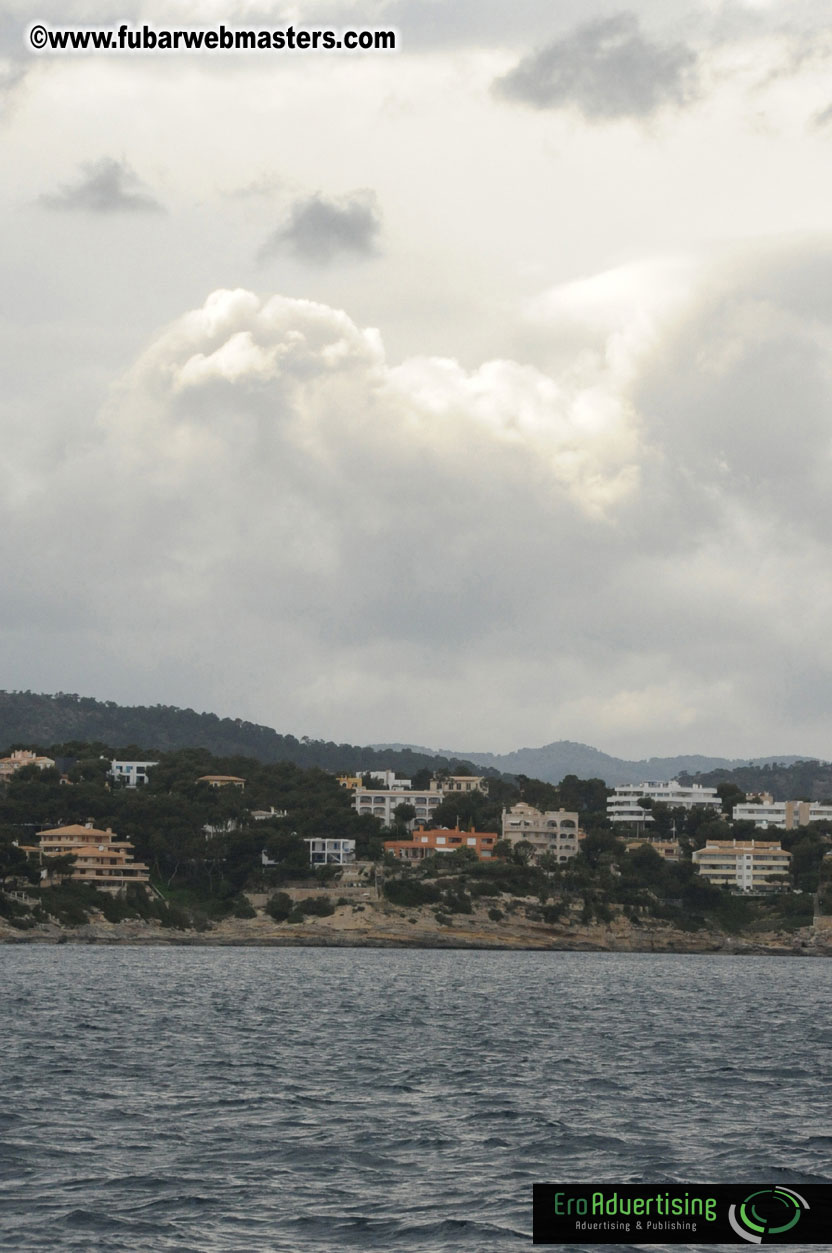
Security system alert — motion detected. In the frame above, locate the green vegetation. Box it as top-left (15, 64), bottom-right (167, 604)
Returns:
top-left (0, 733), bottom-right (827, 941)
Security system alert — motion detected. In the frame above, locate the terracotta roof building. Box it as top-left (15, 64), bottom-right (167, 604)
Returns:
top-left (197, 775), bottom-right (246, 789)
top-left (0, 749), bottom-right (55, 782)
top-left (384, 826), bottom-right (497, 862)
top-left (35, 822), bottom-right (150, 894)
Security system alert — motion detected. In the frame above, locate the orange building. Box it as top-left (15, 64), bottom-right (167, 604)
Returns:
top-left (34, 822), bottom-right (150, 893)
top-left (384, 826), bottom-right (498, 862)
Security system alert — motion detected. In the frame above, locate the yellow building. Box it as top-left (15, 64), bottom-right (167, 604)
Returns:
top-left (35, 822), bottom-right (150, 894)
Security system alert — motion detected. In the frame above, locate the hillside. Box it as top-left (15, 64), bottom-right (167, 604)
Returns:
top-left (0, 692), bottom-right (484, 778)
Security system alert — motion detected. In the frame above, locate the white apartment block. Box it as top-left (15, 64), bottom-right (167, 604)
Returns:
top-left (692, 839), bottom-right (791, 892)
top-left (608, 781), bottom-right (720, 825)
top-left (502, 802), bottom-right (582, 864)
top-left (109, 759), bottom-right (158, 787)
top-left (733, 800), bottom-right (832, 830)
top-left (353, 788), bottom-right (444, 828)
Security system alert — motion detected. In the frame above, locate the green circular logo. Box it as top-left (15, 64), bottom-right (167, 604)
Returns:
top-left (728, 1187), bottom-right (808, 1244)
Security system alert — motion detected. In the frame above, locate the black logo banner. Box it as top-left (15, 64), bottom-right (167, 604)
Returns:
top-left (533, 1183), bottom-right (832, 1244)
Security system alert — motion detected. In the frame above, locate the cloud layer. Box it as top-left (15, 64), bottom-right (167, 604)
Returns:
top-left (5, 237), bottom-right (832, 754)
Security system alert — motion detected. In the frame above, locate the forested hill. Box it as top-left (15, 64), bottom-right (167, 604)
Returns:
top-left (0, 692), bottom-right (481, 777)
top-left (678, 760), bottom-right (832, 802)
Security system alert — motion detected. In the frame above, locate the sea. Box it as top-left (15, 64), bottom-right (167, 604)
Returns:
top-left (0, 947), bottom-right (829, 1252)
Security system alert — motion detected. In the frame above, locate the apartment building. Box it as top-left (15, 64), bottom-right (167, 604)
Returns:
top-left (733, 800), bottom-right (832, 830)
top-left (608, 781), bottom-right (720, 825)
top-left (502, 802), bottom-right (582, 864)
top-left (353, 788), bottom-right (443, 827)
top-left (692, 839), bottom-right (791, 892)
top-left (34, 822), bottom-right (150, 893)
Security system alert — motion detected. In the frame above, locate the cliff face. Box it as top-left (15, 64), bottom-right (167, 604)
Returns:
top-left (2, 900), bottom-right (830, 956)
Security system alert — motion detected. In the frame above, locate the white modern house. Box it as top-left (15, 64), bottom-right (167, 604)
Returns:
top-left (260, 838), bottom-right (356, 868)
top-left (607, 781), bottom-right (720, 826)
top-left (304, 838), bottom-right (356, 866)
top-left (108, 759), bottom-right (158, 787)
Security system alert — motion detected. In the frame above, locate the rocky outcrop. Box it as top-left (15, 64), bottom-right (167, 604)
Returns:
top-left (2, 901), bottom-right (830, 955)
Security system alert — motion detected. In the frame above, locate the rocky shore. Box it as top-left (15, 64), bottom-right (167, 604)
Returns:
top-left (3, 900), bottom-right (831, 956)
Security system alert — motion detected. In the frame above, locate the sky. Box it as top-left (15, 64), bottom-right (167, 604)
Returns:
top-left (4, 0), bottom-right (832, 760)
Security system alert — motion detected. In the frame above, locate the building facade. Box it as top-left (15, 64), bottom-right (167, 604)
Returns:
top-left (501, 802), bottom-right (582, 864)
top-left (0, 749), bottom-right (55, 782)
top-left (353, 788), bottom-right (443, 827)
top-left (443, 776), bottom-right (486, 793)
top-left (608, 781), bottom-right (720, 826)
top-left (692, 839), bottom-right (791, 892)
top-left (303, 838), bottom-right (356, 866)
top-left (34, 822), bottom-right (150, 893)
top-left (732, 800), bottom-right (832, 830)
top-left (384, 827), bottom-right (497, 861)
top-left (109, 759), bottom-right (158, 787)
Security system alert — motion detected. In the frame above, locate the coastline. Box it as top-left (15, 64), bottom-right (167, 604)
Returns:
top-left (3, 902), bottom-right (831, 956)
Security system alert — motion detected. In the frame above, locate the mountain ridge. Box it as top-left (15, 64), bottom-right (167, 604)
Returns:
top-left (0, 691), bottom-right (820, 786)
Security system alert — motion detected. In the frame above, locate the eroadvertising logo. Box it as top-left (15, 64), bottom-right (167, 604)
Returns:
top-left (533, 1183), bottom-right (832, 1245)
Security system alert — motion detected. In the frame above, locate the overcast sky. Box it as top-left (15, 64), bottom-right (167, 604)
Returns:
top-left (4, 0), bottom-right (832, 759)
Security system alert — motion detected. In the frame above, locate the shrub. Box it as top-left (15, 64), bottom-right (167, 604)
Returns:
top-left (488, 907), bottom-right (503, 922)
top-left (265, 891), bottom-right (292, 922)
top-left (384, 878), bottom-right (440, 908)
top-left (301, 896), bottom-right (335, 917)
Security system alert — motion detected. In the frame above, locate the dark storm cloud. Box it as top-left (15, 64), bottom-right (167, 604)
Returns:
top-left (40, 158), bottom-right (164, 213)
top-left (494, 12), bottom-right (699, 121)
top-left (261, 191), bottom-right (381, 264)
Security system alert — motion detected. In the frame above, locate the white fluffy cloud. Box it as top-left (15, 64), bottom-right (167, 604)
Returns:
top-left (5, 236), bottom-right (832, 755)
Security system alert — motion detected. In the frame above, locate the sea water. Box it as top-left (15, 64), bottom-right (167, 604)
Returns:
top-left (1, 947), bottom-right (829, 1251)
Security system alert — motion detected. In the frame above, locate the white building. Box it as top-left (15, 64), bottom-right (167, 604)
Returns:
top-left (303, 838), bottom-right (355, 866)
top-left (502, 802), bottom-right (582, 864)
top-left (733, 800), bottom-right (832, 831)
top-left (109, 759), bottom-right (158, 787)
top-left (692, 839), bottom-right (791, 892)
top-left (608, 781), bottom-right (720, 826)
top-left (353, 788), bottom-right (443, 828)
top-left (364, 770), bottom-right (412, 789)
